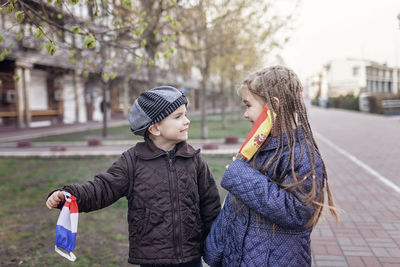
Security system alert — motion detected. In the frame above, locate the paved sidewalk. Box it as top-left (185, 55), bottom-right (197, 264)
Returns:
top-left (309, 108), bottom-right (400, 267)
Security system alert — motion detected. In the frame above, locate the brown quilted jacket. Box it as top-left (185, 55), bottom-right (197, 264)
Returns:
top-left (58, 138), bottom-right (221, 265)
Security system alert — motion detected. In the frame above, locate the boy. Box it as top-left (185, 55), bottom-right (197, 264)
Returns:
top-left (46, 86), bottom-right (221, 267)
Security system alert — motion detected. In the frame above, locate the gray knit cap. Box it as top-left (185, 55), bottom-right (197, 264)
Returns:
top-left (129, 86), bottom-right (188, 136)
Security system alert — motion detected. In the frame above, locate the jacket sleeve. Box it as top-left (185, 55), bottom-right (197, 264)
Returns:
top-left (62, 152), bottom-right (131, 212)
top-left (197, 154), bottom-right (221, 236)
top-left (204, 195), bottom-right (230, 267)
top-left (221, 159), bottom-right (320, 229)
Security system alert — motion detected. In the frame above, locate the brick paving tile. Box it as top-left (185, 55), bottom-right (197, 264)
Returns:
top-left (314, 260), bottom-right (349, 267)
top-left (345, 256), bottom-right (364, 267)
top-left (313, 255), bottom-right (348, 267)
top-left (362, 257), bottom-right (382, 267)
top-left (393, 238), bottom-right (400, 247)
top-left (371, 247), bottom-right (391, 257)
top-left (379, 257), bottom-right (400, 264)
top-left (352, 238), bottom-right (369, 246)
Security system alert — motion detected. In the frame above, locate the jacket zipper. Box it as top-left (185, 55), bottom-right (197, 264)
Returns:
top-left (169, 157), bottom-right (183, 263)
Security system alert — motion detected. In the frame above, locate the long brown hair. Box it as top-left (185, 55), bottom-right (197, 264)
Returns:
top-left (240, 65), bottom-right (339, 228)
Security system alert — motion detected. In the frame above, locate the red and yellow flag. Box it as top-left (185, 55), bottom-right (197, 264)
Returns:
top-left (238, 106), bottom-right (276, 160)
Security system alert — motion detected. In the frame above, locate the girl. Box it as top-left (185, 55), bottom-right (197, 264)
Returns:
top-left (203, 66), bottom-right (339, 267)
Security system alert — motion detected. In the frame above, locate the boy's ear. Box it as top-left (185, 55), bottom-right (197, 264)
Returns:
top-left (148, 124), bottom-right (160, 136)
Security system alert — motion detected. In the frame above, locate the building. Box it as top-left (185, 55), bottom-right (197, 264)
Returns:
top-left (365, 62), bottom-right (399, 95)
top-left (0, 52), bottom-right (89, 128)
top-left (307, 58), bottom-right (400, 113)
top-left (0, 0), bottom-right (100, 128)
top-left (321, 58), bottom-right (399, 98)
top-left (0, 1), bottom-right (202, 129)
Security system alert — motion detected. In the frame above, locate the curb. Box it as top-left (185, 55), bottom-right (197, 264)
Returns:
top-left (0, 120), bottom-right (129, 143)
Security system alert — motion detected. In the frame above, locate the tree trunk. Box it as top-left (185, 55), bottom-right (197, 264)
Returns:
top-left (147, 66), bottom-right (157, 89)
top-left (221, 96), bottom-right (226, 129)
top-left (73, 72), bottom-right (80, 123)
top-left (220, 79), bottom-right (227, 129)
top-left (221, 96), bottom-right (227, 129)
top-left (123, 77), bottom-right (130, 118)
top-left (102, 82), bottom-right (108, 137)
top-left (231, 80), bottom-right (239, 122)
top-left (72, 34), bottom-right (80, 123)
top-left (145, 33), bottom-right (158, 89)
top-left (200, 74), bottom-right (208, 139)
top-left (141, 0), bottom-right (161, 90)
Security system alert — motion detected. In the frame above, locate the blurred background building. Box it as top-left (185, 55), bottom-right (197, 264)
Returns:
top-left (0, 0), bottom-right (206, 129)
top-left (304, 58), bottom-right (400, 115)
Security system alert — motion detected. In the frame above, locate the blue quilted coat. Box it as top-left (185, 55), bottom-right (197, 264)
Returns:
top-left (204, 128), bottom-right (324, 267)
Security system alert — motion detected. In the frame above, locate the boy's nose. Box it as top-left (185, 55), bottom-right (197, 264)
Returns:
top-left (243, 110), bottom-right (249, 120)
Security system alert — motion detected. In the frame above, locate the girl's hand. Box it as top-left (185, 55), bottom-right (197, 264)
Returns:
top-left (46, 191), bottom-right (65, 209)
top-left (226, 156), bottom-right (237, 169)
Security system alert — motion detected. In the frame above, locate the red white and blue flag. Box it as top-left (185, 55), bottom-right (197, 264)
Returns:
top-left (55, 191), bottom-right (79, 262)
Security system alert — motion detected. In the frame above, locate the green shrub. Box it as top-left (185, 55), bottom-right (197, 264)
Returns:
top-left (328, 93), bottom-right (359, 111)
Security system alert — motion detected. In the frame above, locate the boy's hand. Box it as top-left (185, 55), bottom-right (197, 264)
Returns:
top-left (46, 191), bottom-right (65, 209)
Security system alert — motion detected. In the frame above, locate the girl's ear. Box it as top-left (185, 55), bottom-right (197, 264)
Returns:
top-left (273, 97), bottom-right (280, 110)
top-left (148, 124), bottom-right (160, 136)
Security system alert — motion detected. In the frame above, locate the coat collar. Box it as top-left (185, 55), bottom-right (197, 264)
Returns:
top-left (135, 138), bottom-right (199, 159)
top-left (261, 127), bottom-right (306, 152)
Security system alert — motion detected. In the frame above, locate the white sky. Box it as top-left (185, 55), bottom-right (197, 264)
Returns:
top-left (275, 0), bottom-right (400, 80)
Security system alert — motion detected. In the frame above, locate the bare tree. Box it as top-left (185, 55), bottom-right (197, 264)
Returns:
top-left (139, 0), bottom-right (182, 89)
top-left (175, 0), bottom-right (296, 138)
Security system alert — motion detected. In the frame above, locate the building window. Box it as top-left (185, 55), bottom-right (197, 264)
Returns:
top-left (353, 66), bottom-right (359, 76)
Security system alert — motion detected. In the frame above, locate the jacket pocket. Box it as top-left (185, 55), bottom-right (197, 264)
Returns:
top-left (182, 205), bottom-right (202, 244)
top-left (143, 208), bottom-right (164, 236)
top-left (128, 208), bottom-right (150, 242)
